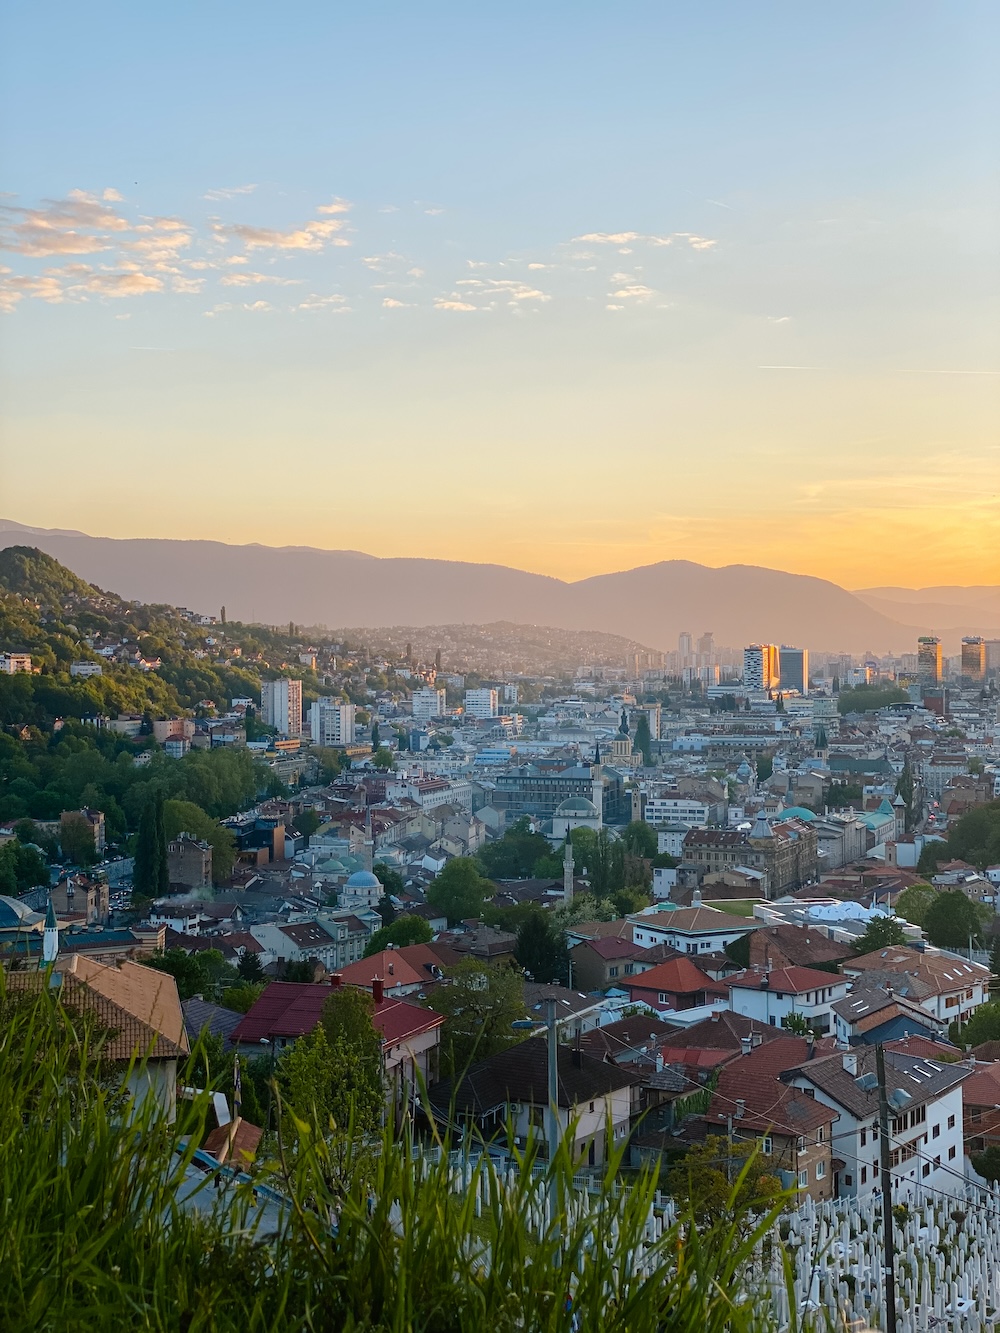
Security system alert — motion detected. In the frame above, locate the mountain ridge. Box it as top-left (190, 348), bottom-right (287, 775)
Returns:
top-left (0, 517), bottom-right (976, 655)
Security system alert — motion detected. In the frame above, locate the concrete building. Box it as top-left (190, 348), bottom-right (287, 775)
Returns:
top-left (464, 688), bottom-right (499, 719)
top-left (0, 652), bottom-right (32, 673)
top-left (728, 965), bottom-right (850, 1035)
top-left (779, 646), bottom-right (809, 695)
top-left (961, 637), bottom-right (986, 682)
top-left (743, 644), bottom-right (780, 691)
top-left (412, 688), bottom-right (447, 721)
top-left (167, 833), bottom-right (213, 890)
top-left (917, 636), bottom-right (942, 687)
top-left (260, 678), bottom-right (302, 737)
top-left (309, 698), bottom-right (356, 746)
top-left (69, 660), bottom-right (103, 678)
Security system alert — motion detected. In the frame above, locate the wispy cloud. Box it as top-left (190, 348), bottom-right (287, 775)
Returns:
top-left (219, 270), bottom-right (302, 287)
top-left (214, 216), bottom-right (349, 252)
top-left (203, 184), bottom-right (258, 201)
top-left (0, 189), bottom-right (130, 257)
top-left (573, 230), bottom-right (716, 251)
top-left (382, 297), bottom-right (412, 308)
top-left (296, 293), bottom-right (350, 312)
top-left (434, 298), bottom-right (478, 311)
top-left (317, 198), bottom-right (351, 215)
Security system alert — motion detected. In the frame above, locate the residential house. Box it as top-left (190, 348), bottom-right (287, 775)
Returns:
top-left (50, 874), bottom-right (110, 926)
top-left (961, 1062), bottom-right (1000, 1156)
top-left (333, 942), bottom-right (462, 998)
top-left (626, 957), bottom-right (728, 1014)
top-left (748, 923), bottom-right (851, 973)
top-left (428, 1036), bottom-right (644, 1167)
top-left (843, 946), bottom-right (991, 1028)
top-left (832, 986), bottom-right (949, 1045)
top-left (783, 1045), bottom-right (971, 1201)
top-left (728, 966), bottom-right (851, 1035)
top-left (231, 978), bottom-right (445, 1104)
top-left (703, 1037), bottom-right (838, 1202)
top-left (628, 904), bottom-right (758, 957)
top-left (569, 936), bottom-right (678, 992)
top-left (167, 833), bottom-right (213, 890)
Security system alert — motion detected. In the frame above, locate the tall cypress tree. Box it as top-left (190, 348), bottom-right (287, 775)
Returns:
top-left (153, 791), bottom-right (169, 896)
top-left (134, 790), bottom-right (169, 898)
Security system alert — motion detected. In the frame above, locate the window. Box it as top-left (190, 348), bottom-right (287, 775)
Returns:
top-left (588, 1102), bottom-right (595, 1113)
top-left (769, 1017), bottom-right (776, 1026)
top-left (945, 995), bottom-right (960, 1009)
top-left (608, 967), bottom-right (619, 978)
top-left (658, 992), bottom-right (668, 1003)
top-left (861, 1167), bottom-right (867, 1184)
top-left (761, 1136), bottom-right (773, 1155)
top-left (922, 1163), bottom-right (931, 1178)
top-left (624, 964), bottom-right (634, 975)
top-left (817, 1125), bottom-right (825, 1144)
top-left (816, 1160), bottom-right (826, 1179)
top-left (861, 1129), bottom-right (867, 1147)
top-left (948, 1115), bottom-right (956, 1130)
top-left (844, 1174), bottom-right (853, 1187)
top-left (798, 1170), bottom-right (808, 1188)
top-left (933, 1124), bottom-right (941, 1139)
top-left (948, 1146), bottom-right (956, 1160)
top-left (797, 1136), bottom-right (807, 1153)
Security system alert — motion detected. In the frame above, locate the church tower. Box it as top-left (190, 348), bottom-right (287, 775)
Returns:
top-left (563, 839), bottom-right (574, 904)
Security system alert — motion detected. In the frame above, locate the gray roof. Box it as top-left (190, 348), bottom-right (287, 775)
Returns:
top-left (182, 997), bottom-right (244, 1047)
top-left (784, 1046), bottom-right (970, 1118)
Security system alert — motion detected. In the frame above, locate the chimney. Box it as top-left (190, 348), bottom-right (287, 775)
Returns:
top-left (388, 961), bottom-right (394, 975)
top-left (842, 1052), bottom-right (857, 1076)
top-left (372, 977), bottom-right (384, 1005)
top-left (329, 973), bottom-right (343, 988)
top-left (735, 1098), bottom-right (745, 1119)
top-left (740, 1036), bottom-right (752, 1055)
top-left (751, 1031), bottom-right (763, 1048)
top-left (571, 1047), bottom-right (583, 1068)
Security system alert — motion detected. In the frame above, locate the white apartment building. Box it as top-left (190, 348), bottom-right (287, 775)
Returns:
top-left (644, 796), bottom-right (711, 828)
top-left (728, 965), bottom-right (850, 1035)
top-left (260, 678), bottom-right (303, 737)
top-left (785, 1047), bottom-right (969, 1202)
top-left (412, 688), bottom-right (447, 722)
top-left (464, 688), bottom-right (499, 719)
top-left (743, 644), bottom-right (780, 691)
top-left (310, 698), bottom-right (356, 746)
top-left (69, 660), bottom-right (103, 678)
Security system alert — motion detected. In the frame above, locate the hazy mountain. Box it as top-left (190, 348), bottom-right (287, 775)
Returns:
top-left (854, 586), bottom-right (1000, 638)
top-left (0, 518), bottom-right (944, 654)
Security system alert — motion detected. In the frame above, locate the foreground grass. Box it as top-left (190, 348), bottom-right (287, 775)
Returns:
top-left (0, 972), bottom-right (794, 1332)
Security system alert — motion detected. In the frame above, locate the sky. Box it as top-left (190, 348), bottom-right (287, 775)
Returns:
top-left (1, 2), bottom-right (998, 589)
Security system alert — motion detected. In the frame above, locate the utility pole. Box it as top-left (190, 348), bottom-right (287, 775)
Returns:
top-left (875, 1043), bottom-right (898, 1333)
top-left (546, 997), bottom-right (560, 1233)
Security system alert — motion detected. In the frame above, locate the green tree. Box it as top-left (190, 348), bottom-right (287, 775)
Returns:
top-left (373, 862), bottom-right (404, 896)
top-left (133, 790), bottom-right (168, 899)
top-left (236, 951), bottom-right (265, 983)
top-left (371, 747), bottom-right (394, 771)
top-left (221, 981), bottom-right (267, 1013)
top-left (477, 817), bottom-right (554, 880)
top-left (278, 989), bottom-right (383, 1136)
top-left (370, 721), bottom-right (380, 751)
top-left (363, 917), bottom-right (433, 955)
top-left (837, 684), bottom-right (909, 714)
top-left (145, 949), bottom-right (209, 1001)
top-left (514, 911), bottom-right (568, 984)
top-left (633, 713), bottom-right (652, 765)
top-left (295, 808), bottom-right (321, 839)
top-left (665, 1137), bottom-right (782, 1224)
top-left (924, 890), bottom-right (990, 950)
top-left (953, 1001), bottom-right (1000, 1050)
top-left (428, 960), bottom-right (527, 1078)
top-left (0, 840), bottom-right (49, 894)
top-left (852, 915), bottom-right (907, 955)
top-left (894, 883), bottom-right (937, 927)
top-left (971, 1145), bottom-right (1000, 1183)
top-left (426, 857), bottom-right (492, 926)
top-left (59, 812), bottom-right (98, 867)
top-left (782, 1012), bottom-right (812, 1036)
top-left (622, 820), bottom-right (657, 859)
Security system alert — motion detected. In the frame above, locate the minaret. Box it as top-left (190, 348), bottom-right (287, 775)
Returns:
top-left (42, 897), bottom-right (59, 966)
top-left (563, 839), bottom-right (574, 904)
top-left (363, 804), bottom-right (374, 874)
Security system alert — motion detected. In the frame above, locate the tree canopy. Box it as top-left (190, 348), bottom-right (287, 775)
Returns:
top-left (426, 857), bottom-right (493, 925)
top-left (364, 916), bottom-right (433, 955)
top-left (852, 916), bottom-right (907, 955)
top-left (514, 911), bottom-right (569, 984)
top-left (427, 960), bottom-right (527, 1079)
top-left (924, 890), bottom-right (990, 950)
top-left (894, 883), bottom-right (937, 927)
top-left (476, 817), bottom-right (554, 880)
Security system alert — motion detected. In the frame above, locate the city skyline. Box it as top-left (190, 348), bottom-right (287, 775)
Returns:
top-left (1, 3), bottom-right (998, 586)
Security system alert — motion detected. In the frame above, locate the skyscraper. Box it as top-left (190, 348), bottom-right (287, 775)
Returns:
top-left (743, 644), bottom-right (780, 691)
top-left (696, 631), bottom-right (715, 662)
top-left (678, 631), bottom-right (693, 663)
top-left (961, 636), bottom-right (986, 681)
top-left (309, 699), bottom-right (356, 746)
top-left (917, 636), bottom-right (942, 686)
top-left (260, 678), bottom-right (302, 736)
top-left (779, 645), bottom-right (809, 695)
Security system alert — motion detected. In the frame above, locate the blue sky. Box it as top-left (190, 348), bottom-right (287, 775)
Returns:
top-left (1, 2), bottom-right (997, 583)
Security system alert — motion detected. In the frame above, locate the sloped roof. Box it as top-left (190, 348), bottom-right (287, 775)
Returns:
top-left (728, 965), bottom-right (847, 995)
top-left (182, 997), bottom-right (244, 1046)
top-left (430, 1035), bottom-right (644, 1116)
top-left (231, 981), bottom-right (443, 1048)
top-left (628, 957), bottom-right (727, 997)
top-left (629, 907), bottom-right (757, 935)
top-left (846, 946), bottom-right (990, 995)
top-left (784, 1045), bottom-right (971, 1117)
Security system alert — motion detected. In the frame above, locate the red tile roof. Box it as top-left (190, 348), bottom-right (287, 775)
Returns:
top-left (231, 981), bottom-right (443, 1048)
top-left (627, 956), bottom-right (727, 997)
top-left (728, 965), bottom-right (846, 995)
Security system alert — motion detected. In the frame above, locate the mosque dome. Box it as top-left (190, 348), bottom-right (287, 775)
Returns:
top-left (555, 796), bottom-right (599, 817)
top-left (344, 870), bottom-right (382, 891)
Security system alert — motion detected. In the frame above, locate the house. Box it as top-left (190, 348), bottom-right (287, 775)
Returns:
top-left (49, 874), bottom-right (110, 926)
top-left (522, 983), bottom-right (608, 1038)
top-left (182, 997), bottom-right (244, 1048)
top-left (748, 923), bottom-right (851, 973)
top-left (249, 915), bottom-right (370, 973)
top-left (961, 1062), bottom-right (1000, 1156)
top-left (702, 1037), bottom-right (838, 1202)
top-left (727, 966), bottom-right (850, 1035)
top-left (428, 1036), bottom-right (644, 1167)
top-left (626, 957), bottom-right (728, 1014)
top-left (569, 936), bottom-right (680, 991)
top-left (579, 1014), bottom-right (678, 1066)
top-left (333, 942), bottom-right (461, 998)
top-left (231, 978), bottom-right (445, 1102)
top-left (60, 807), bottom-right (106, 857)
top-left (783, 1045), bottom-right (971, 1201)
top-left (842, 945), bottom-right (991, 1028)
top-left (11, 954), bottom-right (189, 1120)
top-left (627, 903), bottom-right (757, 956)
top-left (832, 986), bottom-right (947, 1046)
